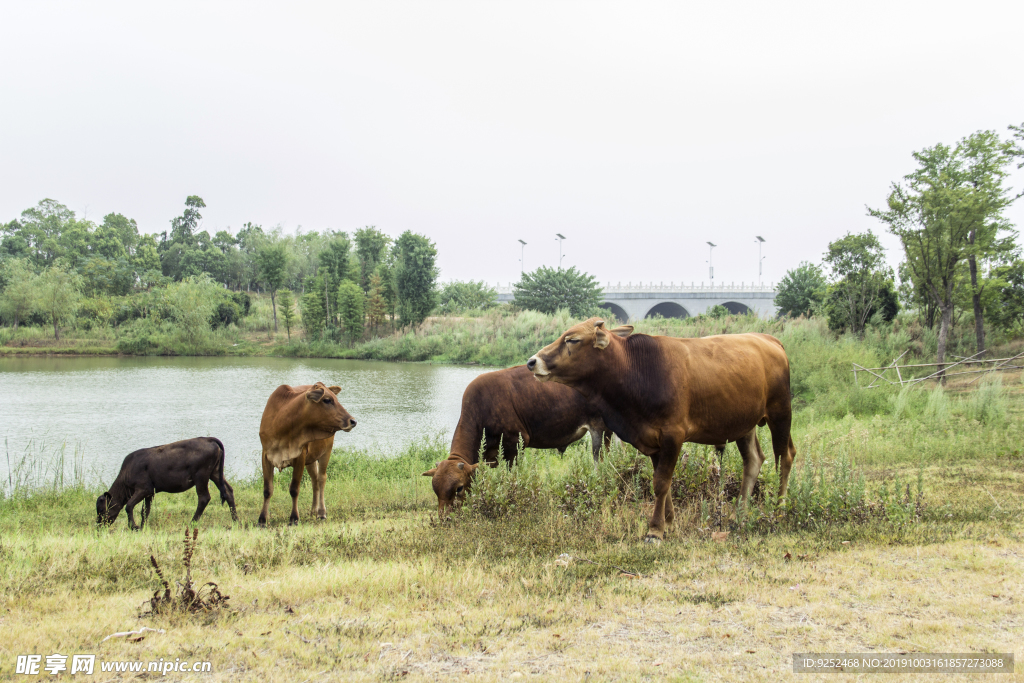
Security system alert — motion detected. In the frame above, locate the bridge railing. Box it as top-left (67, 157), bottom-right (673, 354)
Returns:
top-left (493, 282), bottom-right (776, 294)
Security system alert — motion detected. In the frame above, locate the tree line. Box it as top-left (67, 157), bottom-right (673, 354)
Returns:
top-left (775, 123), bottom-right (1024, 367)
top-left (0, 196), bottom-right (443, 345)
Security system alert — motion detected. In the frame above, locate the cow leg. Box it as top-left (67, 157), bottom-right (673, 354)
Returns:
top-left (735, 428), bottom-right (766, 502)
top-left (314, 451), bottom-right (330, 519)
top-left (767, 414), bottom-right (797, 500)
top-left (588, 427), bottom-right (606, 464)
top-left (305, 460), bottom-right (320, 518)
top-left (211, 471), bottom-right (238, 522)
top-left (288, 464), bottom-right (304, 525)
top-left (192, 478), bottom-right (212, 523)
top-left (141, 494), bottom-right (154, 529)
top-left (646, 438), bottom-right (682, 542)
top-left (258, 456), bottom-right (274, 527)
top-left (124, 489), bottom-right (151, 531)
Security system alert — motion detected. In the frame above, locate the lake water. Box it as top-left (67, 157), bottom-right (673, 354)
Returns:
top-left (0, 356), bottom-right (491, 484)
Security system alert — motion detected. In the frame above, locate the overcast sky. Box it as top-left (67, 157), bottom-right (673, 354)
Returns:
top-left (2, 1), bottom-right (1022, 288)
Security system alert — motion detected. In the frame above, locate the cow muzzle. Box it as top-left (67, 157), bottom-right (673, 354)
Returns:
top-left (341, 418), bottom-right (357, 432)
top-left (527, 355), bottom-right (550, 379)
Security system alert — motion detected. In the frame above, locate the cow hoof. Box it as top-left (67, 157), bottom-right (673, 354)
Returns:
top-left (288, 518), bottom-right (299, 526)
top-left (643, 535), bottom-right (662, 545)
top-left (257, 518), bottom-right (267, 528)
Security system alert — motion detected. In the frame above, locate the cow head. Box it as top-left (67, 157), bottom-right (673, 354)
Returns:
top-left (304, 382), bottom-right (357, 435)
top-left (527, 319), bottom-right (633, 385)
top-left (422, 457), bottom-right (478, 518)
top-left (96, 491), bottom-right (119, 525)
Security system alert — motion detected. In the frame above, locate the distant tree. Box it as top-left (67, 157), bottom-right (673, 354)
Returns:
top-left (774, 262), bottom-right (826, 317)
top-left (18, 199), bottom-right (75, 266)
top-left (169, 196), bottom-right (205, 245)
top-left (824, 279), bottom-right (899, 331)
top-left (394, 231), bottom-right (439, 327)
top-left (256, 241), bottom-right (289, 332)
top-left (703, 304), bottom-right (729, 319)
top-left (319, 232), bottom-right (353, 284)
top-left (821, 231), bottom-right (893, 335)
top-left (354, 226), bottom-right (391, 291)
top-left (436, 280), bottom-right (498, 315)
top-left (277, 289), bottom-right (297, 341)
top-left (0, 258), bottom-right (39, 329)
top-left (131, 235), bottom-right (162, 282)
top-left (162, 274), bottom-right (219, 349)
top-left (235, 222), bottom-right (265, 291)
top-left (365, 272), bottom-right (387, 334)
top-left (986, 259), bottom-right (1024, 332)
top-left (36, 261), bottom-right (83, 340)
top-left (513, 266), bottom-right (603, 318)
top-left (337, 281), bottom-right (365, 344)
top-left (870, 131), bottom-right (1018, 366)
top-left (300, 288), bottom-right (326, 339)
top-left (97, 213), bottom-right (139, 257)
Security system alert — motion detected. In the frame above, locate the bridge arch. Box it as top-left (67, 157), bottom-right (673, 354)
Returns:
top-left (645, 301), bottom-right (690, 320)
top-left (598, 302), bottom-right (629, 324)
top-left (721, 301), bottom-right (751, 315)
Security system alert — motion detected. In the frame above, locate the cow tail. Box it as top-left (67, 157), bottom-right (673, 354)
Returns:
top-left (210, 437), bottom-right (231, 505)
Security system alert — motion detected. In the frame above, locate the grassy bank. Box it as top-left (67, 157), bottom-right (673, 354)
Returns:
top-left (1, 371), bottom-right (1022, 680)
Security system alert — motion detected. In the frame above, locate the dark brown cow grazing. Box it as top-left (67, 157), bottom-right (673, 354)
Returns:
top-left (527, 318), bottom-right (795, 542)
top-left (258, 382), bottom-right (356, 526)
top-left (96, 437), bottom-right (237, 530)
top-left (421, 364), bottom-right (615, 516)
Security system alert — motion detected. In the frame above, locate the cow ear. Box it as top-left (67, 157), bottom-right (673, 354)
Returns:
top-left (422, 468), bottom-right (437, 477)
top-left (306, 386), bottom-right (326, 403)
top-left (327, 385), bottom-right (341, 396)
top-left (593, 319), bottom-right (610, 349)
top-left (468, 463), bottom-right (479, 473)
top-left (611, 325), bottom-right (633, 338)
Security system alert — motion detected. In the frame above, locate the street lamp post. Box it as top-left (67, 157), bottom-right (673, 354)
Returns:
top-left (755, 235), bottom-right (766, 286)
top-left (518, 239), bottom-right (527, 273)
top-left (555, 233), bottom-right (566, 268)
top-left (707, 241), bottom-right (716, 285)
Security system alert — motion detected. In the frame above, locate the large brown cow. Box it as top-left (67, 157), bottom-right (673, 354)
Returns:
top-left (421, 364), bottom-right (615, 516)
top-left (258, 382), bottom-right (357, 526)
top-left (527, 318), bottom-right (795, 542)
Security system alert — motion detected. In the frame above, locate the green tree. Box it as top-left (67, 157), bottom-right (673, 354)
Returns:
top-left (169, 195), bottom-right (205, 245)
top-left (256, 241), bottom-right (289, 332)
top-left (162, 275), bottom-right (220, 350)
top-left (18, 199), bottom-right (76, 266)
top-left (319, 232), bottom-right (353, 284)
top-left (36, 261), bottom-right (83, 340)
top-left (277, 288), bottom-right (297, 340)
top-left (354, 226), bottom-right (391, 291)
top-left (337, 281), bottom-right (365, 344)
top-left (300, 288), bottom-right (326, 339)
top-left (821, 231), bottom-right (893, 335)
top-left (986, 259), bottom-right (1024, 332)
top-left (774, 262), bottom-right (826, 317)
top-left (394, 231), bottom-right (439, 327)
top-left (0, 258), bottom-right (39, 329)
top-left (436, 280), bottom-right (498, 314)
top-left (365, 272), bottom-right (387, 334)
top-left (513, 266), bottom-right (603, 318)
top-left (870, 131), bottom-right (1018, 366)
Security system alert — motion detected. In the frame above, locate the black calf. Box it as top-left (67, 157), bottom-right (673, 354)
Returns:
top-left (96, 437), bottom-right (238, 530)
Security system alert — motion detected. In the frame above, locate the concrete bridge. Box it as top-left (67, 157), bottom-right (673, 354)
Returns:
top-left (495, 281), bottom-right (777, 322)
